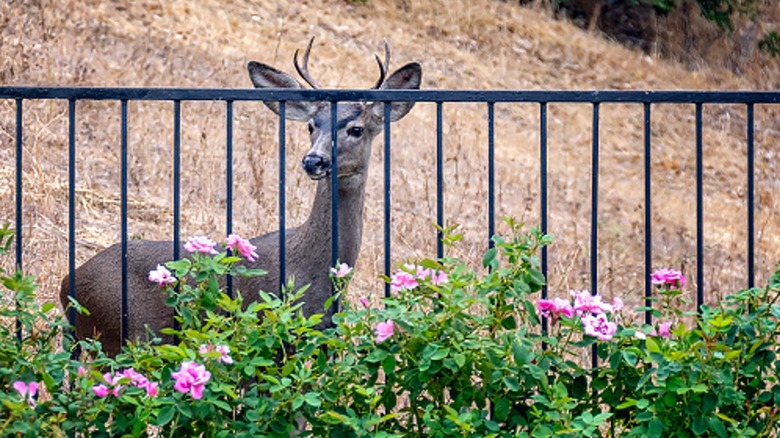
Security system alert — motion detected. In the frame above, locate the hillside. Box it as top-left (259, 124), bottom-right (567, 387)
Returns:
top-left (1, 0), bottom-right (778, 312)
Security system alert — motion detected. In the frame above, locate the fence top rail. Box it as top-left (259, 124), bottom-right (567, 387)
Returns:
top-left (2, 87), bottom-right (780, 104)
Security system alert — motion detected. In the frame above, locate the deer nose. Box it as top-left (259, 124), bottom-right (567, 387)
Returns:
top-left (302, 154), bottom-right (331, 178)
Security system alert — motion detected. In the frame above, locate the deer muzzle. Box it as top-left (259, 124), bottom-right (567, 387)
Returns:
top-left (302, 154), bottom-right (331, 180)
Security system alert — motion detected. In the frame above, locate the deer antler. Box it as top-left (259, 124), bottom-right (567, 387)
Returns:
top-left (294, 37), bottom-right (323, 89)
top-left (371, 39), bottom-right (391, 89)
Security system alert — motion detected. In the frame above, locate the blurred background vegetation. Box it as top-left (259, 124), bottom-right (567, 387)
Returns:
top-left (518, 0), bottom-right (778, 79)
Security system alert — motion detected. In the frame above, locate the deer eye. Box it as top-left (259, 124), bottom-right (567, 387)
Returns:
top-left (307, 123), bottom-right (314, 134)
top-left (347, 126), bottom-right (364, 138)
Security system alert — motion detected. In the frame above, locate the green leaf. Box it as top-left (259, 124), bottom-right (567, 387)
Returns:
top-left (155, 344), bottom-right (187, 358)
top-left (503, 376), bottom-right (522, 391)
top-left (512, 341), bottom-right (533, 366)
top-left (692, 416), bottom-right (708, 435)
top-left (493, 397), bottom-right (510, 421)
top-left (773, 384), bottom-right (780, 407)
top-left (482, 247), bottom-right (498, 269)
top-left (366, 349), bottom-right (389, 363)
top-left (219, 384), bottom-right (237, 399)
top-left (453, 353), bottom-right (466, 368)
top-left (213, 400), bottom-right (231, 412)
top-left (304, 392), bottom-right (321, 407)
top-left (622, 350), bottom-right (638, 367)
top-left (250, 357), bottom-right (275, 367)
top-left (572, 337), bottom-right (597, 348)
top-left (708, 416), bottom-right (727, 438)
top-left (524, 269), bottom-right (546, 290)
top-left (166, 259), bottom-right (191, 275)
top-left (648, 417), bottom-right (664, 438)
top-left (645, 337), bottom-right (661, 354)
top-left (246, 409), bottom-right (260, 422)
top-left (382, 354), bottom-right (397, 375)
top-left (220, 256), bottom-right (242, 264)
top-left (155, 405), bottom-right (176, 427)
top-left (430, 348), bottom-right (450, 361)
top-left (708, 315), bottom-right (733, 331)
top-left (716, 413), bottom-right (737, 425)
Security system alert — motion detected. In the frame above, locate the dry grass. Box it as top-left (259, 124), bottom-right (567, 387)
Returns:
top-left (1, 0), bottom-right (778, 318)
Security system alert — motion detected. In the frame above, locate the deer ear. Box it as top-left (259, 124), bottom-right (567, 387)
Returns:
top-left (247, 61), bottom-right (317, 121)
top-left (372, 62), bottom-right (422, 122)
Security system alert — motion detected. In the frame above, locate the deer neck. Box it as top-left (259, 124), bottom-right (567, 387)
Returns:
top-left (296, 175), bottom-right (367, 267)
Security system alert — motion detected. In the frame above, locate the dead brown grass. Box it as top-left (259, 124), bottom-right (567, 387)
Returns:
top-left (1, 0), bottom-right (778, 318)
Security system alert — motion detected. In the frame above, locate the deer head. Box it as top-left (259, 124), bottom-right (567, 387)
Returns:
top-left (247, 37), bottom-right (422, 185)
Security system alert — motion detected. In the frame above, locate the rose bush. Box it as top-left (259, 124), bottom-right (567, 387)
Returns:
top-left (0, 219), bottom-right (778, 437)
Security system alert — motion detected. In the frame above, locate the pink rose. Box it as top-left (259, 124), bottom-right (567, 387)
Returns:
top-left (658, 321), bottom-right (673, 338)
top-left (216, 345), bottom-right (234, 365)
top-left (121, 368), bottom-right (148, 387)
top-left (612, 297), bottom-right (624, 312)
top-left (330, 262), bottom-right (352, 278)
top-left (226, 234), bottom-right (259, 262)
top-left (13, 381), bottom-right (38, 407)
top-left (430, 270), bottom-right (449, 286)
top-left (171, 361), bottom-right (211, 400)
top-left (148, 265), bottom-right (176, 286)
top-left (375, 320), bottom-right (395, 343)
top-left (199, 343), bottom-right (233, 365)
top-left (91, 384), bottom-right (110, 398)
top-left (390, 271), bottom-right (418, 293)
top-left (536, 297), bottom-right (574, 322)
top-left (145, 381), bottom-right (159, 397)
top-left (359, 297), bottom-right (371, 308)
top-left (102, 372), bottom-right (124, 397)
top-left (651, 269), bottom-right (686, 288)
top-left (184, 235), bottom-right (218, 255)
top-left (90, 369), bottom-right (159, 398)
top-left (582, 313), bottom-right (618, 341)
top-left (572, 290), bottom-right (613, 315)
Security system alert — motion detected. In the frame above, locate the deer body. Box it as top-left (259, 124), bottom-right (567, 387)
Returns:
top-left (59, 38), bottom-right (421, 356)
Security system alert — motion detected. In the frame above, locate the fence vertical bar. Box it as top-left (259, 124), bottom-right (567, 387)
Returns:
top-left (644, 102), bottom-right (653, 325)
top-left (746, 103), bottom-right (755, 289)
top-left (226, 100), bottom-right (234, 298)
top-left (66, 98), bottom-right (79, 361)
top-left (436, 102), bottom-right (444, 260)
top-left (384, 102), bottom-right (392, 298)
top-left (68, 98), bottom-right (77, 334)
top-left (695, 103), bottom-right (704, 312)
top-left (173, 100), bottom-right (182, 260)
top-left (487, 102), bottom-right (495, 249)
top-left (15, 99), bottom-right (23, 341)
top-left (330, 101), bottom-right (339, 312)
top-left (173, 100), bottom-right (182, 337)
top-left (591, 102), bottom-right (600, 369)
top-left (15, 99), bottom-right (23, 270)
top-left (120, 100), bottom-right (129, 346)
top-left (540, 102), bottom-right (548, 335)
top-left (278, 102), bottom-right (287, 295)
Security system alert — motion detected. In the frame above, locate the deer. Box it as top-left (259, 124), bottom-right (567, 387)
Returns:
top-left (59, 37), bottom-right (422, 357)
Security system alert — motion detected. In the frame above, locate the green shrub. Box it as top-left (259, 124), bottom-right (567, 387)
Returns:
top-left (0, 220), bottom-right (778, 436)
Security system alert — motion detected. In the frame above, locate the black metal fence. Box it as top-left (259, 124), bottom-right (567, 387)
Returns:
top-left (2, 87), bottom-right (779, 349)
